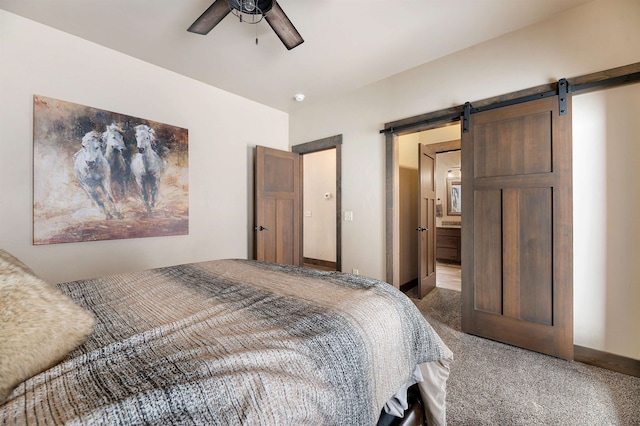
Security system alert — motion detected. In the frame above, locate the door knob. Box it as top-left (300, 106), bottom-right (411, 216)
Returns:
top-left (416, 227), bottom-right (427, 232)
top-left (255, 225), bottom-right (268, 231)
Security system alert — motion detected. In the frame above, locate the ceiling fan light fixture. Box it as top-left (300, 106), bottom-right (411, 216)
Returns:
top-left (244, 0), bottom-right (256, 12)
top-left (228, 0), bottom-right (270, 23)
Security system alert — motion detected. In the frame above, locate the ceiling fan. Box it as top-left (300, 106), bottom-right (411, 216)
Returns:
top-left (188, 0), bottom-right (304, 50)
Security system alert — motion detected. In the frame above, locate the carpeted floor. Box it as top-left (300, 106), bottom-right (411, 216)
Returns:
top-left (410, 287), bottom-right (640, 425)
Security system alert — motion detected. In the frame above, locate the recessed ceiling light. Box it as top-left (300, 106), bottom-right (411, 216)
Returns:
top-left (294, 93), bottom-right (305, 102)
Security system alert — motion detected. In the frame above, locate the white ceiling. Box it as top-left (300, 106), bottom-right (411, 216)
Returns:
top-left (0, 0), bottom-right (592, 112)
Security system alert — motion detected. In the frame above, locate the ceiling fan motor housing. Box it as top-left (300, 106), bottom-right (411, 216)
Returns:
top-left (229, 0), bottom-right (274, 15)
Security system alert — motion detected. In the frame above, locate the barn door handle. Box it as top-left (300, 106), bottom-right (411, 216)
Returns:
top-left (255, 225), bottom-right (268, 231)
top-left (416, 227), bottom-right (427, 232)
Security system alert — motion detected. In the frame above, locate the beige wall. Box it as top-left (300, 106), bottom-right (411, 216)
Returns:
top-left (0, 10), bottom-right (289, 283)
top-left (290, 0), bottom-right (640, 359)
top-left (398, 125), bottom-right (461, 170)
top-left (573, 83), bottom-right (640, 359)
top-left (302, 149), bottom-right (336, 262)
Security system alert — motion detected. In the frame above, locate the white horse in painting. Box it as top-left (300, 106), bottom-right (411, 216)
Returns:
top-left (73, 131), bottom-right (120, 219)
top-left (101, 123), bottom-right (129, 199)
top-left (131, 124), bottom-right (164, 213)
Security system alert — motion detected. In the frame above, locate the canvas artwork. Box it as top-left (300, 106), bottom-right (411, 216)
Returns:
top-left (447, 179), bottom-right (461, 216)
top-left (33, 95), bottom-right (189, 245)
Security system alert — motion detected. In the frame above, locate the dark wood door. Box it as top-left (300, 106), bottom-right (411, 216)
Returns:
top-left (418, 144), bottom-right (436, 298)
top-left (255, 146), bottom-right (302, 266)
top-left (461, 96), bottom-right (573, 360)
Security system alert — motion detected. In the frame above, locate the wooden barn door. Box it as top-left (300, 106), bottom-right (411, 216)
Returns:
top-left (255, 146), bottom-right (302, 266)
top-left (417, 144), bottom-right (437, 298)
top-left (461, 95), bottom-right (573, 360)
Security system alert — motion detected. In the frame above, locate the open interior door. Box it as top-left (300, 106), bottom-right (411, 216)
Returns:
top-left (461, 95), bottom-right (573, 360)
top-left (417, 143), bottom-right (437, 298)
top-left (255, 145), bottom-right (302, 266)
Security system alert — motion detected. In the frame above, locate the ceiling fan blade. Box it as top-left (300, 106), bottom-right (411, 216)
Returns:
top-left (264, 2), bottom-right (304, 50)
top-left (187, 0), bottom-right (232, 35)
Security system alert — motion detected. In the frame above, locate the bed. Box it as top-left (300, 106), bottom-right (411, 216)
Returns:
top-left (0, 250), bottom-right (452, 425)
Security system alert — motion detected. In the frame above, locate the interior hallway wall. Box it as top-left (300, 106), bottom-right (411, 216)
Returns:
top-left (303, 149), bottom-right (336, 262)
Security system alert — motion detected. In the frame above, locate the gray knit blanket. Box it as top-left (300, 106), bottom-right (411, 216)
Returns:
top-left (0, 259), bottom-right (451, 425)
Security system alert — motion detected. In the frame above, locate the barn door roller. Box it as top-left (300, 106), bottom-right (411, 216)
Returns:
top-left (558, 78), bottom-right (568, 116)
top-left (462, 102), bottom-right (471, 133)
top-left (462, 78), bottom-right (569, 132)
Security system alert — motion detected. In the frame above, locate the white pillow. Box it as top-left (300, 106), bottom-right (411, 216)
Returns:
top-left (0, 250), bottom-right (96, 403)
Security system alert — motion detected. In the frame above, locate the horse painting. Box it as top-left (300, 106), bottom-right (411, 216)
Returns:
top-left (102, 123), bottom-right (129, 200)
top-left (132, 124), bottom-right (164, 213)
top-left (73, 131), bottom-right (120, 219)
top-left (33, 95), bottom-right (189, 245)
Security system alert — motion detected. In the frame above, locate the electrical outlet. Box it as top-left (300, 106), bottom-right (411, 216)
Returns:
top-left (352, 268), bottom-right (359, 275)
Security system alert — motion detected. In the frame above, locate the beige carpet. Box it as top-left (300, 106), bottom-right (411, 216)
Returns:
top-left (410, 288), bottom-right (640, 425)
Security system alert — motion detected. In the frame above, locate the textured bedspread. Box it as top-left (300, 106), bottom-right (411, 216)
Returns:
top-left (0, 259), bottom-right (451, 425)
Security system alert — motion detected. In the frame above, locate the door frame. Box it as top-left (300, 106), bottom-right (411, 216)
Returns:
top-left (292, 134), bottom-right (342, 272)
top-left (386, 129), bottom-right (461, 288)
